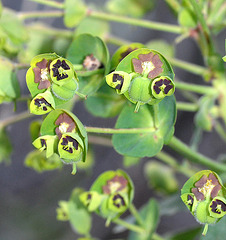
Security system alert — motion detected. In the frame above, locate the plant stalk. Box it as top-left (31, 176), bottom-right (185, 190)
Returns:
top-left (88, 10), bottom-right (183, 34)
top-left (176, 102), bottom-right (198, 112)
top-left (168, 136), bottom-right (226, 173)
top-left (175, 81), bottom-right (217, 95)
top-left (28, 0), bottom-right (64, 9)
top-left (113, 218), bottom-right (145, 234)
top-left (85, 126), bottom-right (156, 134)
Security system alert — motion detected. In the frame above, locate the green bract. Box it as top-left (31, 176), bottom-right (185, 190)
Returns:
top-left (67, 33), bottom-right (110, 96)
top-left (80, 169), bottom-right (134, 224)
top-left (106, 48), bottom-right (175, 112)
top-left (181, 170), bottom-right (226, 235)
top-left (110, 43), bottom-right (144, 70)
top-left (26, 53), bottom-right (79, 115)
top-left (33, 109), bottom-right (88, 174)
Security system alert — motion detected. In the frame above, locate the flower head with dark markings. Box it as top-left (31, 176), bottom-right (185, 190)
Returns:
top-left (102, 175), bottom-right (128, 195)
top-left (132, 52), bottom-right (163, 79)
top-left (192, 173), bottom-right (222, 201)
top-left (33, 58), bottom-right (51, 90)
top-left (55, 113), bottom-right (76, 139)
top-left (83, 54), bottom-right (101, 71)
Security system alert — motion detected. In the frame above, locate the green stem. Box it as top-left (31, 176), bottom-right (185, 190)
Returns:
top-left (113, 218), bottom-right (145, 234)
top-left (176, 102), bottom-right (198, 112)
top-left (175, 81), bottom-right (217, 95)
top-left (190, 0), bottom-right (214, 55)
top-left (106, 34), bottom-right (131, 46)
top-left (164, 0), bottom-right (181, 14)
top-left (214, 121), bottom-right (226, 144)
top-left (168, 136), bottom-right (226, 173)
top-left (88, 10), bottom-right (183, 34)
top-left (129, 204), bottom-right (144, 227)
top-left (156, 151), bottom-right (195, 177)
top-left (18, 10), bottom-right (63, 20)
top-left (152, 233), bottom-right (165, 240)
top-left (168, 58), bottom-right (209, 76)
top-left (0, 111), bottom-right (34, 128)
top-left (28, 0), bottom-right (64, 9)
top-left (27, 24), bottom-right (73, 39)
top-left (85, 126), bottom-right (156, 134)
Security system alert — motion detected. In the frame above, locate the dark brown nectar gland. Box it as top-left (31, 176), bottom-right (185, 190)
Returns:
top-left (112, 73), bottom-right (124, 90)
top-left (60, 135), bottom-right (79, 154)
top-left (40, 139), bottom-right (47, 150)
top-left (34, 98), bottom-right (51, 111)
top-left (102, 175), bottom-right (128, 194)
top-left (187, 195), bottom-right (194, 206)
top-left (52, 60), bottom-right (70, 81)
top-left (153, 78), bottom-right (173, 95)
top-left (83, 54), bottom-right (101, 71)
top-left (210, 199), bottom-right (226, 214)
top-left (119, 47), bottom-right (138, 62)
top-left (112, 194), bottom-right (126, 208)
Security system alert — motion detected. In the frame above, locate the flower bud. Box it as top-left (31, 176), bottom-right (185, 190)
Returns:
top-left (151, 76), bottom-right (175, 99)
top-left (58, 132), bottom-right (84, 163)
top-left (105, 71), bottom-right (131, 94)
top-left (32, 135), bottom-right (58, 158)
top-left (30, 90), bottom-right (55, 115)
top-left (79, 191), bottom-right (103, 212)
top-left (50, 57), bottom-right (75, 86)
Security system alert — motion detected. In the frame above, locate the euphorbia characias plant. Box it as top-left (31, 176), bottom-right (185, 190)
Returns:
top-left (0, 0), bottom-right (226, 239)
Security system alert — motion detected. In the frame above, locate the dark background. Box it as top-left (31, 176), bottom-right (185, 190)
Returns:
top-left (0, 0), bottom-right (225, 239)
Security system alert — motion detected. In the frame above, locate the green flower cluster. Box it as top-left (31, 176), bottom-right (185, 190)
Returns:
top-left (79, 170), bottom-right (134, 224)
top-left (26, 53), bottom-right (79, 115)
top-left (32, 109), bottom-right (88, 174)
top-left (181, 170), bottom-right (226, 235)
top-left (106, 48), bottom-right (175, 112)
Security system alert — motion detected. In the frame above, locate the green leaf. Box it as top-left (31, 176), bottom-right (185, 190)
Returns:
top-left (112, 96), bottom-right (176, 157)
top-left (68, 188), bottom-right (92, 235)
top-left (169, 227), bottom-right (202, 240)
top-left (194, 95), bottom-right (215, 131)
top-left (106, 0), bottom-right (155, 18)
top-left (67, 33), bottom-right (110, 95)
top-left (128, 199), bottom-right (159, 240)
top-left (200, 217), bottom-right (226, 240)
top-left (85, 84), bottom-right (125, 118)
top-left (24, 150), bottom-right (63, 173)
top-left (0, 57), bottom-right (20, 103)
top-left (178, 8), bottom-right (197, 28)
top-left (75, 17), bottom-right (110, 39)
top-left (0, 128), bottom-right (12, 163)
top-left (0, 9), bottom-right (28, 44)
top-left (144, 160), bottom-right (178, 195)
top-left (64, 0), bottom-right (87, 28)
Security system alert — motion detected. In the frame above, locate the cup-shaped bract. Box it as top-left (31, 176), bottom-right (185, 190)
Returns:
top-left (40, 109), bottom-right (88, 165)
top-left (110, 43), bottom-right (144, 70)
top-left (30, 90), bottom-right (55, 115)
top-left (181, 170), bottom-right (226, 234)
top-left (108, 48), bottom-right (175, 111)
top-left (66, 33), bottom-right (110, 96)
top-left (89, 169), bottom-right (134, 221)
